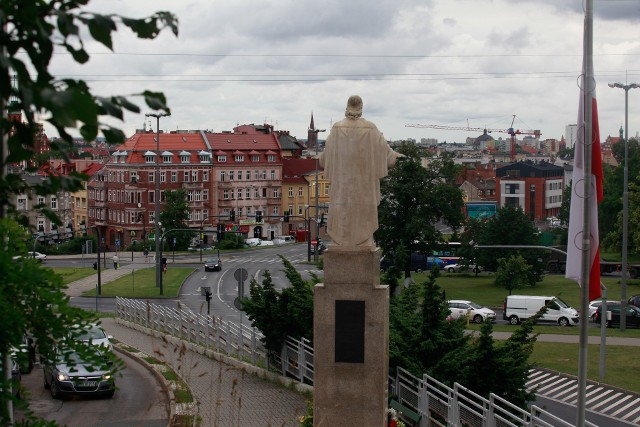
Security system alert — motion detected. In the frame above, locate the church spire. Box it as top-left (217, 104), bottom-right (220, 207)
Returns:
top-left (308, 112), bottom-right (317, 149)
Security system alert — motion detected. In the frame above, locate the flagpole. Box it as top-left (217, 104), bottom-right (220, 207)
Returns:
top-left (577, 1), bottom-right (594, 425)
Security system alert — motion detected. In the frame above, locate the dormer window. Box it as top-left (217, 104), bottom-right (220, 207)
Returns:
top-left (267, 155), bottom-right (276, 162)
top-left (217, 155), bottom-right (227, 162)
top-left (198, 150), bottom-right (211, 163)
top-left (180, 150), bottom-right (190, 163)
top-left (144, 151), bottom-right (156, 163)
top-left (162, 151), bottom-right (173, 163)
top-left (251, 155), bottom-right (260, 162)
top-left (235, 155), bottom-right (244, 162)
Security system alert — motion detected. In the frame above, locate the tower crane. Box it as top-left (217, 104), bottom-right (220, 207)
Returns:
top-left (406, 115), bottom-right (541, 162)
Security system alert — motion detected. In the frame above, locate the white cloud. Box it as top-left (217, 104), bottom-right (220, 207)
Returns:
top-left (41, 0), bottom-right (640, 144)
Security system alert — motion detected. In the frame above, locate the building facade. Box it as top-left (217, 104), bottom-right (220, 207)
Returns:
top-left (496, 161), bottom-right (564, 222)
top-left (87, 125), bottom-right (285, 249)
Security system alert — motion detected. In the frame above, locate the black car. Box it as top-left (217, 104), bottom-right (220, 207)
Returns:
top-left (204, 257), bottom-right (222, 272)
top-left (629, 295), bottom-right (640, 308)
top-left (594, 302), bottom-right (640, 328)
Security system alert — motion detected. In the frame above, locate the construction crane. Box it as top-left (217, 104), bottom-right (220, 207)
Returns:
top-left (406, 115), bottom-right (541, 162)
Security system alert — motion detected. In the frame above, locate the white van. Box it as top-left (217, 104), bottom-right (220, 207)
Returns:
top-left (273, 235), bottom-right (295, 244)
top-left (245, 238), bottom-right (262, 247)
top-left (503, 295), bottom-right (579, 326)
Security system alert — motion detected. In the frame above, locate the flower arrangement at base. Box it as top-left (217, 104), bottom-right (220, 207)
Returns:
top-left (387, 408), bottom-right (406, 427)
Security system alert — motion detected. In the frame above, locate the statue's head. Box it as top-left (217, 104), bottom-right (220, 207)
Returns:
top-left (345, 95), bottom-right (363, 119)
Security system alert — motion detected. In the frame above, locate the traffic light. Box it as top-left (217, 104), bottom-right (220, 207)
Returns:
top-left (93, 262), bottom-right (97, 270)
top-left (230, 209), bottom-right (236, 222)
top-left (320, 212), bottom-right (326, 226)
top-left (205, 290), bottom-right (212, 302)
top-left (283, 211), bottom-right (290, 222)
top-left (256, 211), bottom-right (262, 223)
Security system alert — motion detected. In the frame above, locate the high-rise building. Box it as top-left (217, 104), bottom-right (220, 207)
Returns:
top-left (565, 124), bottom-right (578, 150)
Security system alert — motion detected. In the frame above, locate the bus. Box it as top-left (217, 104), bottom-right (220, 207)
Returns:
top-left (432, 242), bottom-right (462, 266)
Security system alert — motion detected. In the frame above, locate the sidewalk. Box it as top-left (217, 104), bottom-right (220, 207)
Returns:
top-left (63, 255), bottom-right (309, 426)
top-left (100, 318), bottom-right (308, 426)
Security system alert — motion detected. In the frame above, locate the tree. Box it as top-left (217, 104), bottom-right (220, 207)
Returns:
top-left (495, 255), bottom-right (536, 295)
top-left (159, 189), bottom-right (194, 250)
top-left (0, 219), bottom-right (122, 423)
top-left (1, 1), bottom-right (177, 422)
top-left (1, 0), bottom-right (177, 224)
top-left (475, 205), bottom-right (544, 280)
top-left (417, 269), bottom-right (468, 372)
top-left (242, 256), bottom-right (314, 355)
top-left (376, 142), bottom-right (464, 278)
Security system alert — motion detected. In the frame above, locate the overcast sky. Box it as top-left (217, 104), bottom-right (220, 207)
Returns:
top-left (46, 0), bottom-right (640, 145)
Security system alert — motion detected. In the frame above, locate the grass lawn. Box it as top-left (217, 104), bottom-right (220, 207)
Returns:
top-left (531, 342), bottom-right (639, 393)
top-left (55, 267), bottom-right (99, 284)
top-left (80, 267), bottom-right (194, 298)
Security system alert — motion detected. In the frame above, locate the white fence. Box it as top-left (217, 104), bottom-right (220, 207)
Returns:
top-left (115, 297), bottom-right (595, 427)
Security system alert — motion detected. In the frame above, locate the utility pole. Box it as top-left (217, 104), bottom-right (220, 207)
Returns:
top-left (146, 112), bottom-right (170, 295)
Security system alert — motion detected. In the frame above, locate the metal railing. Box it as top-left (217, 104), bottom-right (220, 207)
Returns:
top-left (115, 297), bottom-right (595, 427)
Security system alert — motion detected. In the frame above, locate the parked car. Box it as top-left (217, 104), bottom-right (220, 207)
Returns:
top-left (273, 236), bottom-right (295, 244)
top-left (628, 295), bottom-right (640, 308)
top-left (43, 348), bottom-right (115, 399)
top-left (448, 300), bottom-right (496, 324)
top-left (259, 240), bottom-right (275, 246)
top-left (12, 333), bottom-right (36, 374)
top-left (594, 302), bottom-right (640, 328)
top-left (12, 251), bottom-right (47, 262)
top-left (73, 324), bottom-right (113, 352)
top-left (588, 300), bottom-right (603, 320)
top-left (188, 245), bottom-right (214, 252)
top-left (204, 257), bottom-right (222, 272)
top-left (445, 263), bottom-right (482, 274)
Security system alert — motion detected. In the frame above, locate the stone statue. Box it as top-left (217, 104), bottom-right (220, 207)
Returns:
top-left (319, 95), bottom-right (403, 249)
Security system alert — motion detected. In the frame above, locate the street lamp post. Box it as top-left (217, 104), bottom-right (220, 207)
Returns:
top-left (608, 82), bottom-right (638, 331)
top-left (146, 112), bottom-right (170, 295)
top-left (310, 128), bottom-right (326, 262)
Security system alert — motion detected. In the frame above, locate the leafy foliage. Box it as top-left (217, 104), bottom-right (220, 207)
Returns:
top-left (376, 142), bottom-right (464, 277)
top-left (0, 0), bottom-right (178, 225)
top-left (601, 138), bottom-right (640, 255)
top-left (217, 233), bottom-right (245, 250)
top-left (475, 205), bottom-right (544, 280)
top-left (159, 189), bottom-right (194, 250)
top-left (0, 219), bottom-right (120, 423)
top-left (242, 256), bottom-right (314, 355)
top-left (1, 0), bottom-right (178, 421)
top-left (494, 255), bottom-right (536, 294)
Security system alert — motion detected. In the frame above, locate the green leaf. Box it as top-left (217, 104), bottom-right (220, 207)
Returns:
top-left (79, 123), bottom-right (99, 141)
top-left (115, 96), bottom-right (141, 114)
top-left (142, 91), bottom-right (170, 113)
top-left (64, 43), bottom-right (90, 64)
top-left (102, 127), bottom-right (126, 144)
top-left (97, 97), bottom-right (124, 120)
top-left (87, 14), bottom-right (116, 50)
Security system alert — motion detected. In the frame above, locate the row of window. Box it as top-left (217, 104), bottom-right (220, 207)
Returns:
top-left (141, 153), bottom-right (277, 164)
top-left (223, 187), bottom-right (279, 200)
top-left (220, 170), bottom-right (278, 181)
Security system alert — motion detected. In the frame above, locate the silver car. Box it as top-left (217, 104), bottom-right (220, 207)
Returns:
top-left (43, 348), bottom-right (115, 399)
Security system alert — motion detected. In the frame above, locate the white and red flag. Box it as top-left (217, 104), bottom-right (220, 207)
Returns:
top-left (565, 72), bottom-right (604, 301)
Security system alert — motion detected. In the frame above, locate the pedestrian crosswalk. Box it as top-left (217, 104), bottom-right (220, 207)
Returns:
top-left (221, 255), bottom-right (323, 275)
top-left (527, 368), bottom-right (640, 425)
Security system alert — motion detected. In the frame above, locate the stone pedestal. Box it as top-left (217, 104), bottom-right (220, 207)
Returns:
top-left (313, 248), bottom-right (389, 426)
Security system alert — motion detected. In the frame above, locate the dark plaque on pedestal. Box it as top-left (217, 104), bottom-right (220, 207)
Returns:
top-left (335, 300), bottom-right (365, 363)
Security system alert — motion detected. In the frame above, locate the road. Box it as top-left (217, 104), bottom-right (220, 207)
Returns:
top-left (15, 349), bottom-right (169, 427)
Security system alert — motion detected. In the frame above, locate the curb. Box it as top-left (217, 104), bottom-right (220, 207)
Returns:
top-left (112, 331), bottom-right (198, 426)
top-left (116, 318), bottom-right (314, 396)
